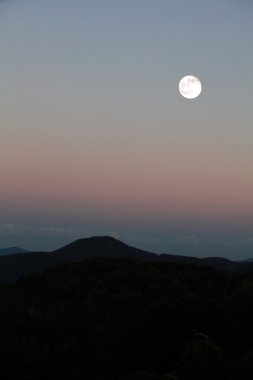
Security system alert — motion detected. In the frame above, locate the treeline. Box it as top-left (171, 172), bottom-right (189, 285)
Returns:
top-left (0, 258), bottom-right (252, 379)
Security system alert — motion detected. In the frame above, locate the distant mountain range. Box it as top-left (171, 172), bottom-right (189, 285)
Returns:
top-left (0, 247), bottom-right (28, 256)
top-left (0, 236), bottom-right (253, 283)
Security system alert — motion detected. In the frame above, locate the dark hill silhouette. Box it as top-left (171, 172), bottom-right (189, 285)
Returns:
top-left (1, 258), bottom-right (253, 379)
top-left (159, 253), bottom-right (240, 272)
top-left (0, 236), bottom-right (156, 283)
top-left (0, 247), bottom-right (28, 256)
top-left (0, 235), bottom-right (252, 283)
top-left (54, 235), bottom-right (157, 261)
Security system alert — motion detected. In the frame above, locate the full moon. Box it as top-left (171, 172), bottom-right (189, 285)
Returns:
top-left (179, 75), bottom-right (202, 99)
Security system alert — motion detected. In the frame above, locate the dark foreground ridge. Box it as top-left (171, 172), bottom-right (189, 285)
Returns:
top-left (0, 235), bottom-right (252, 283)
top-left (1, 258), bottom-right (253, 379)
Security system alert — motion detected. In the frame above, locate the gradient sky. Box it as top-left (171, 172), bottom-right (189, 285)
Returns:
top-left (0, 0), bottom-right (253, 258)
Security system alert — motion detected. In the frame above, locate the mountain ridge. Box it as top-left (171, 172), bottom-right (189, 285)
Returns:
top-left (0, 235), bottom-right (252, 283)
top-left (54, 235), bottom-right (157, 261)
top-left (0, 247), bottom-right (28, 256)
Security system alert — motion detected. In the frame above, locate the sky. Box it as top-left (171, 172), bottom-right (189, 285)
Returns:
top-left (0, 0), bottom-right (253, 259)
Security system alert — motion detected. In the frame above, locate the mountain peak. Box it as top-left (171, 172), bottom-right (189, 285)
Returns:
top-left (74, 235), bottom-right (126, 245)
top-left (53, 235), bottom-right (156, 261)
